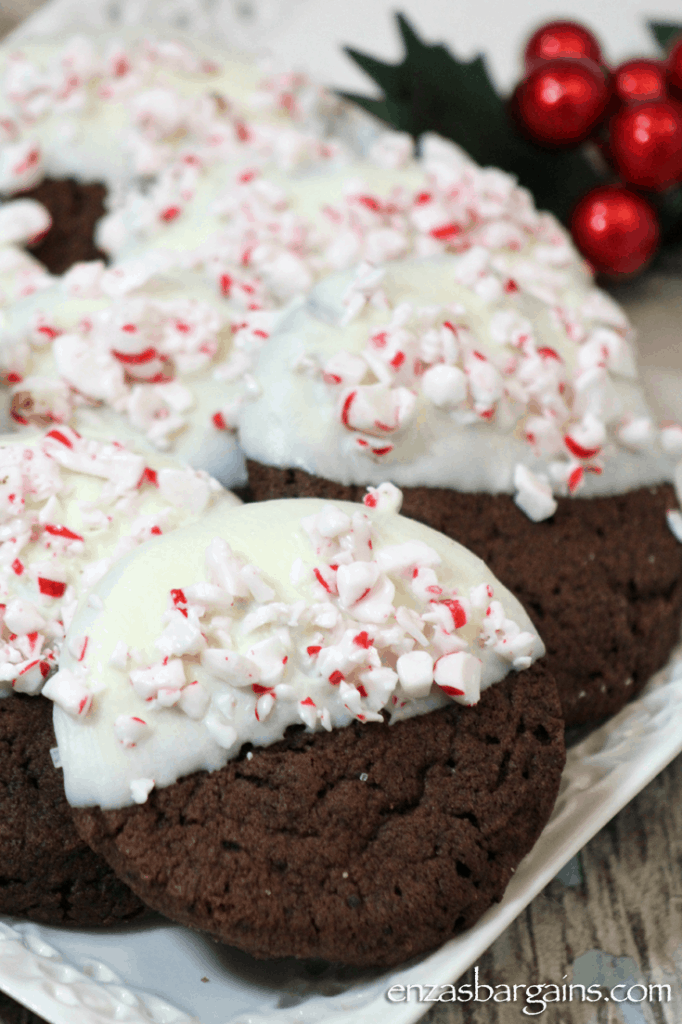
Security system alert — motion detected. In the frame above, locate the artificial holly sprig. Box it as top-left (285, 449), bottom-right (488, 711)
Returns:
top-left (340, 14), bottom-right (682, 244)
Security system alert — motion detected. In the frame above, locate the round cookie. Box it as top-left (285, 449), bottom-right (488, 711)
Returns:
top-left (0, 692), bottom-right (144, 926)
top-left (237, 250), bottom-right (682, 726)
top-left (48, 492), bottom-right (564, 963)
top-left (73, 662), bottom-right (564, 967)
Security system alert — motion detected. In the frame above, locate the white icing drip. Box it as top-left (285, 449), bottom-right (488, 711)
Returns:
top-left (51, 493), bottom-right (543, 809)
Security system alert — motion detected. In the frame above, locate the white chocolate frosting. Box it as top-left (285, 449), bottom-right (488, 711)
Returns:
top-left (0, 426), bottom-right (238, 697)
top-left (50, 485), bottom-right (543, 809)
top-left (238, 255), bottom-right (673, 515)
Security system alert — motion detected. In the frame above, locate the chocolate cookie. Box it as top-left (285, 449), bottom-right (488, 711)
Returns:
top-left (21, 177), bottom-right (108, 275)
top-left (0, 694), bottom-right (144, 927)
top-left (246, 461), bottom-right (682, 727)
top-left (73, 662), bottom-right (564, 967)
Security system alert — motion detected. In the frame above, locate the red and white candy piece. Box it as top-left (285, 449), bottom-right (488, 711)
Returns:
top-left (396, 650), bottom-right (434, 698)
top-left (114, 714), bottom-right (150, 748)
top-left (130, 658), bottom-right (186, 701)
top-left (0, 198), bottom-right (50, 246)
top-left (513, 465), bottom-right (557, 522)
top-left (42, 669), bottom-right (93, 717)
top-left (434, 651), bottom-right (481, 705)
top-left (130, 778), bottom-right (155, 804)
top-left (339, 383), bottom-right (416, 437)
top-left (0, 139), bottom-right (43, 194)
top-left (178, 680), bottom-right (211, 719)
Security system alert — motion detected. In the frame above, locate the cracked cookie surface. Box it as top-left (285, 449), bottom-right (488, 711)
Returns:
top-left (73, 663), bottom-right (564, 966)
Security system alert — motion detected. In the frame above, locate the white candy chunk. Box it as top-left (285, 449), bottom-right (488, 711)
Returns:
top-left (4, 598), bottom-right (46, 635)
top-left (376, 540), bottom-right (441, 575)
top-left (617, 417), bottom-right (655, 450)
top-left (246, 635), bottom-right (287, 685)
top-left (0, 138), bottom-right (43, 193)
top-left (336, 561), bottom-right (380, 607)
top-left (362, 482), bottom-right (403, 514)
top-left (566, 413), bottom-right (606, 455)
top-left (201, 648), bottom-right (261, 686)
top-left (314, 505), bottom-right (352, 539)
top-left (357, 666), bottom-right (398, 708)
top-left (157, 468), bottom-right (211, 514)
top-left (0, 199), bottom-right (50, 245)
top-left (12, 655), bottom-right (52, 694)
top-left (396, 650), bottom-right (434, 698)
top-left (323, 351), bottom-right (367, 387)
top-left (61, 260), bottom-right (105, 297)
top-left (157, 687), bottom-right (183, 707)
top-left (421, 363), bottom-right (467, 409)
top-left (178, 680), bottom-right (210, 719)
top-left (205, 538), bottom-right (250, 598)
top-left (130, 658), bottom-right (186, 700)
top-left (53, 333), bottom-right (127, 403)
top-left (352, 573), bottom-right (396, 623)
top-left (434, 652), bottom-right (481, 705)
top-left (513, 465), bottom-right (557, 522)
top-left (666, 509), bottom-right (682, 544)
top-left (255, 691), bottom-right (276, 721)
top-left (130, 778), bottom-right (155, 804)
top-left (156, 607), bottom-right (205, 657)
top-left (205, 715), bottom-right (238, 750)
top-left (661, 423), bottom-right (682, 455)
top-left (43, 669), bottom-right (92, 717)
top-left (509, 631), bottom-right (539, 670)
top-left (114, 715), bottom-right (150, 748)
top-left (240, 564), bottom-right (275, 603)
top-left (340, 383), bottom-right (416, 436)
top-left (297, 697), bottom-right (317, 729)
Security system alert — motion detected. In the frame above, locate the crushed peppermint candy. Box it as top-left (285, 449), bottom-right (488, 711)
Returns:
top-left (239, 248), bottom-right (676, 518)
top-left (0, 428), bottom-right (233, 695)
top-left (49, 490), bottom-right (543, 800)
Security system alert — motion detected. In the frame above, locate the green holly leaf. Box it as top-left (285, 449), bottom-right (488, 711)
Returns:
top-left (648, 21), bottom-right (682, 52)
top-left (340, 12), bottom-right (604, 224)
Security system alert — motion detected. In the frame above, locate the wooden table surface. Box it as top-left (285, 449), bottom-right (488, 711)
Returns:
top-left (0, 4), bottom-right (681, 1023)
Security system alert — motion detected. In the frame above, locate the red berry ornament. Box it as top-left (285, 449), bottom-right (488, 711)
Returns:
top-left (667, 38), bottom-right (682, 100)
top-left (613, 59), bottom-right (667, 104)
top-left (571, 185), bottom-right (660, 278)
top-left (514, 59), bottom-right (609, 147)
top-left (524, 21), bottom-right (602, 68)
top-left (610, 100), bottom-right (682, 190)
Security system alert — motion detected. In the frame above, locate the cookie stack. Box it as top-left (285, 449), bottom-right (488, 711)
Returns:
top-left (0, 28), bottom-right (678, 969)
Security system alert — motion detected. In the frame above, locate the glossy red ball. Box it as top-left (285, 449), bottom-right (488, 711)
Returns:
top-left (609, 99), bottom-right (682, 190)
top-left (514, 59), bottom-right (609, 147)
top-left (613, 59), bottom-right (667, 104)
top-left (571, 185), bottom-right (660, 278)
top-left (524, 21), bottom-right (602, 68)
top-left (667, 37), bottom-right (682, 100)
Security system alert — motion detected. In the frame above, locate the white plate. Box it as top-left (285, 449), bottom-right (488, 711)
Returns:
top-left (2, 648), bottom-right (682, 1024)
